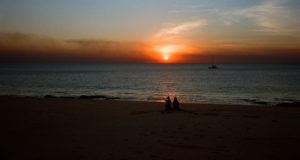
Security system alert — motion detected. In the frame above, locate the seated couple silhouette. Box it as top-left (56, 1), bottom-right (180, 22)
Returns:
top-left (165, 96), bottom-right (180, 111)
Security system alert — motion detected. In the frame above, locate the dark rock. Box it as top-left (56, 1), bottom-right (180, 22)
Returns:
top-left (79, 95), bottom-right (107, 99)
top-left (44, 95), bottom-right (56, 98)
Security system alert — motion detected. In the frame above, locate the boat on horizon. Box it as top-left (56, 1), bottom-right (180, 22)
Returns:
top-left (208, 55), bottom-right (218, 69)
top-left (208, 64), bottom-right (218, 69)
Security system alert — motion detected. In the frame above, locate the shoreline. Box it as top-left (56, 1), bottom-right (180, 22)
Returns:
top-left (1, 94), bottom-right (299, 107)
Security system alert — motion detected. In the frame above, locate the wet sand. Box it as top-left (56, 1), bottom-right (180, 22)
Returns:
top-left (1, 96), bottom-right (300, 160)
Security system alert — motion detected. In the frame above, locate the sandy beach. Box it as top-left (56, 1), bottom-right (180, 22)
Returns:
top-left (1, 96), bottom-right (300, 160)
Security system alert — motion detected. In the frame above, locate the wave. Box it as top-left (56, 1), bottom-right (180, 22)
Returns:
top-left (44, 95), bottom-right (120, 100)
top-left (241, 99), bottom-right (270, 105)
top-left (241, 98), bottom-right (300, 107)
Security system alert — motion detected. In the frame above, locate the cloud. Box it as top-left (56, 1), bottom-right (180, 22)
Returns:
top-left (0, 32), bottom-right (154, 63)
top-left (1, 31), bottom-right (299, 63)
top-left (155, 20), bottom-right (207, 38)
top-left (224, 0), bottom-right (298, 35)
top-left (0, 32), bottom-right (33, 41)
top-left (169, 0), bottom-right (299, 37)
top-left (64, 39), bottom-right (148, 57)
top-left (0, 32), bottom-right (146, 55)
top-left (65, 39), bottom-right (115, 47)
top-left (0, 32), bottom-right (64, 53)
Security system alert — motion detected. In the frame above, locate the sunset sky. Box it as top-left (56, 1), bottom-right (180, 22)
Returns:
top-left (1, 0), bottom-right (300, 63)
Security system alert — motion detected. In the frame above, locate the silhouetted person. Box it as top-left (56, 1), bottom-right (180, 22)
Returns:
top-left (165, 96), bottom-right (171, 111)
top-left (173, 97), bottom-right (180, 110)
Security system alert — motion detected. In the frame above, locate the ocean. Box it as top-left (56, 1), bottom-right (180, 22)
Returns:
top-left (0, 63), bottom-right (299, 105)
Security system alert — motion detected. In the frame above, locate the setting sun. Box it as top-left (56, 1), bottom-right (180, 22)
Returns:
top-left (150, 44), bottom-right (187, 63)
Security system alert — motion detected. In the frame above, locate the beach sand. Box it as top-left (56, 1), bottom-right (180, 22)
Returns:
top-left (1, 96), bottom-right (300, 160)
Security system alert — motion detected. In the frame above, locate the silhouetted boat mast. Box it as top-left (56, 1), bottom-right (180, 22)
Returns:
top-left (208, 55), bottom-right (218, 69)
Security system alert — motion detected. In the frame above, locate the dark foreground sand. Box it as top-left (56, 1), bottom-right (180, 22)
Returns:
top-left (1, 96), bottom-right (300, 160)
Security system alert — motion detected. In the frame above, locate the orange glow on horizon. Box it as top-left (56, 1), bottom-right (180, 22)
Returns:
top-left (145, 43), bottom-right (196, 63)
top-left (160, 45), bottom-right (175, 54)
top-left (151, 44), bottom-right (182, 62)
top-left (155, 45), bottom-right (181, 55)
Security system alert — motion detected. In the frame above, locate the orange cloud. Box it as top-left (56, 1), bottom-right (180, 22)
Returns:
top-left (1, 32), bottom-right (300, 63)
top-left (0, 32), bottom-right (157, 63)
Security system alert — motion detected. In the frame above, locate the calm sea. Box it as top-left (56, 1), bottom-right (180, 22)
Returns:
top-left (0, 63), bottom-right (299, 105)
